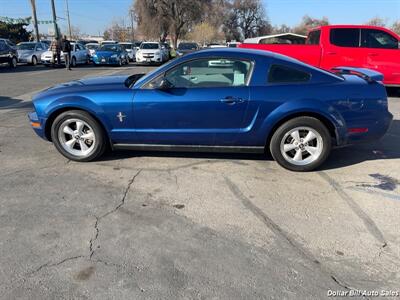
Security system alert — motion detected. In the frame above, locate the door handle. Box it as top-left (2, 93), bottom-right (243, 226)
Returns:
top-left (326, 51), bottom-right (337, 55)
top-left (220, 96), bottom-right (244, 105)
top-left (368, 53), bottom-right (378, 56)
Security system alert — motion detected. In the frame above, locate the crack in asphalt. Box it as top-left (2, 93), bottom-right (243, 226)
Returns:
top-left (223, 176), bottom-right (359, 292)
top-left (27, 255), bottom-right (84, 276)
top-left (88, 169), bottom-right (142, 260)
top-left (318, 172), bottom-right (387, 247)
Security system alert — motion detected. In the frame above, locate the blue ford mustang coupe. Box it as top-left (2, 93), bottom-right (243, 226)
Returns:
top-left (92, 44), bottom-right (129, 66)
top-left (28, 48), bottom-right (392, 171)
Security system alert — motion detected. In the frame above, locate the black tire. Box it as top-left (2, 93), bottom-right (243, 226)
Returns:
top-left (51, 110), bottom-right (106, 162)
top-left (269, 116), bottom-right (331, 172)
top-left (31, 56), bottom-right (37, 66)
top-left (9, 56), bottom-right (17, 68)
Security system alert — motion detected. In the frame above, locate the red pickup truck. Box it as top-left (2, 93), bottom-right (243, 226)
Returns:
top-left (240, 25), bottom-right (400, 86)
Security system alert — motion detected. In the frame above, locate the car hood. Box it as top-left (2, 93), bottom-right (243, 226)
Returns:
top-left (41, 50), bottom-right (52, 57)
top-left (33, 75), bottom-right (129, 100)
top-left (139, 49), bottom-right (160, 54)
top-left (95, 51), bottom-right (119, 57)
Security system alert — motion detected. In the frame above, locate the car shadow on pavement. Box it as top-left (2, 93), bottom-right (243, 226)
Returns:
top-left (0, 96), bottom-right (33, 110)
top-left (99, 120), bottom-right (400, 170)
top-left (101, 148), bottom-right (267, 163)
top-left (321, 119), bottom-right (400, 170)
top-left (0, 64), bottom-right (51, 73)
top-left (386, 87), bottom-right (400, 97)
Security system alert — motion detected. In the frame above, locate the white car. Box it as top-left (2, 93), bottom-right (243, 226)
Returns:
top-left (135, 42), bottom-right (168, 65)
top-left (119, 42), bottom-right (136, 61)
top-left (85, 43), bottom-right (99, 60)
top-left (41, 43), bottom-right (89, 66)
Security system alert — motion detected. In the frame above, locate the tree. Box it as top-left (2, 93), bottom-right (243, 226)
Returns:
top-left (70, 25), bottom-right (81, 40)
top-left (133, 0), bottom-right (169, 41)
top-left (365, 17), bottom-right (386, 27)
top-left (223, 0), bottom-right (270, 40)
top-left (272, 24), bottom-right (292, 34)
top-left (103, 20), bottom-right (130, 42)
top-left (392, 21), bottom-right (400, 35)
top-left (0, 21), bottom-right (31, 43)
top-left (187, 22), bottom-right (221, 46)
top-left (293, 15), bottom-right (329, 35)
top-left (133, 0), bottom-right (207, 48)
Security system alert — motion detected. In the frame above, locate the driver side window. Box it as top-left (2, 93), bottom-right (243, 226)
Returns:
top-left (143, 58), bottom-right (252, 89)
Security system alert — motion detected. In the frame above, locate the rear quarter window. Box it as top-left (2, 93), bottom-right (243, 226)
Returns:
top-left (306, 30), bottom-right (321, 45)
top-left (268, 65), bottom-right (311, 83)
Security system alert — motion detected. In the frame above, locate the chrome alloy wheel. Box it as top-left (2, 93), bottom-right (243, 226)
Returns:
top-left (58, 118), bottom-right (96, 157)
top-left (280, 127), bottom-right (323, 166)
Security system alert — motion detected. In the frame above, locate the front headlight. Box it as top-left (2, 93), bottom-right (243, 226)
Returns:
top-left (111, 54), bottom-right (118, 58)
top-left (154, 51), bottom-right (160, 56)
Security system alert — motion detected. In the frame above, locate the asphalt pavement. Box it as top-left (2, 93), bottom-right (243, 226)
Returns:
top-left (0, 63), bottom-right (399, 299)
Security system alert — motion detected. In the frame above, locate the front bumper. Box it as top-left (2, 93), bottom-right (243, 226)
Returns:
top-left (18, 56), bottom-right (32, 63)
top-left (136, 55), bottom-right (161, 64)
top-left (92, 56), bottom-right (120, 65)
top-left (28, 111), bottom-right (47, 140)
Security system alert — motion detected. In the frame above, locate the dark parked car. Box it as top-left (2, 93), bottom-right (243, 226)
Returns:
top-left (176, 42), bottom-right (199, 56)
top-left (0, 38), bottom-right (18, 68)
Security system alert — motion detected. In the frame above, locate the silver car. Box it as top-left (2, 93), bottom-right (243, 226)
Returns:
top-left (17, 42), bottom-right (47, 65)
top-left (41, 42), bottom-right (89, 66)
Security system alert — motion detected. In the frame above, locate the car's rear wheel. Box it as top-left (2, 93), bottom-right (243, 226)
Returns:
top-left (270, 117), bottom-right (331, 172)
top-left (71, 56), bottom-right (77, 67)
top-left (51, 110), bottom-right (106, 162)
top-left (9, 56), bottom-right (17, 68)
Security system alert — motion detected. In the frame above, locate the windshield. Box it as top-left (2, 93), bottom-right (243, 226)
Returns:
top-left (120, 44), bottom-right (132, 50)
top-left (99, 44), bottom-right (119, 52)
top-left (141, 43), bottom-right (159, 50)
top-left (17, 43), bottom-right (35, 50)
top-left (178, 43), bottom-right (198, 50)
top-left (86, 44), bottom-right (98, 50)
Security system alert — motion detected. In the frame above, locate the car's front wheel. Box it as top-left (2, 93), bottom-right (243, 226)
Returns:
top-left (51, 110), bottom-right (106, 162)
top-left (9, 56), bottom-right (17, 68)
top-left (31, 56), bottom-right (37, 66)
top-left (270, 117), bottom-right (331, 172)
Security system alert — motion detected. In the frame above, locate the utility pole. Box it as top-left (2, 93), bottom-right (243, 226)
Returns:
top-left (50, 0), bottom-right (59, 40)
top-left (130, 9), bottom-right (135, 41)
top-left (65, 0), bottom-right (72, 39)
top-left (29, 0), bottom-right (40, 41)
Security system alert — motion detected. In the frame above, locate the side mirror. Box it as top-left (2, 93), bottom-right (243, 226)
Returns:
top-left (157, 77), bottom-right (173, 90)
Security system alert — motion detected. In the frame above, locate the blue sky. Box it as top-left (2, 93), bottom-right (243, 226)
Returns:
top-left (1, 0), bottom-right (399, 35)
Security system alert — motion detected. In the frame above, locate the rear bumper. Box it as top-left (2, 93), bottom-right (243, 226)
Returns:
top-left (345, 111), bottom-right (393, 144)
